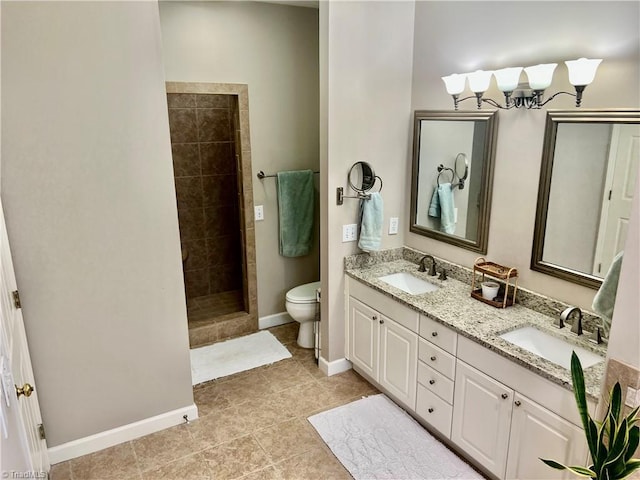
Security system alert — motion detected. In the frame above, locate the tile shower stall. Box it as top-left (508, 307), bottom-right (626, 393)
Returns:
top-left (167, 92), bottom-right (255, 346)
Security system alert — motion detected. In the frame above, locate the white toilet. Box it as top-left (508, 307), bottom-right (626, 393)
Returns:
top-left (285, 281), bottom-right (321, 348)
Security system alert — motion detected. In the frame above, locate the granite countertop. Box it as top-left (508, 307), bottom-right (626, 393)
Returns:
top-left (345, 258), bottom-right (607, 401)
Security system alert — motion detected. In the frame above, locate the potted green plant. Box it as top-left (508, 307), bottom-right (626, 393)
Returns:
top-left (541, 351), bottom-right (640, 479)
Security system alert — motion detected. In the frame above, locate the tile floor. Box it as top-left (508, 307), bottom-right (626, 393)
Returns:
top-left (49, 323), bottom-right (379, 480)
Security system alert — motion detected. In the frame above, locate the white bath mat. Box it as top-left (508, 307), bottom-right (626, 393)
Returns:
top-left (190, 330), bottom-right (291, 385)
top-left (308, 394), bottom-right (482, 480)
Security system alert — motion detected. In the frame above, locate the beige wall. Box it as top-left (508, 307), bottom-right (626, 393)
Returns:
top-left (321, 0), bottom-right (639, 366)
top-left (408, 1), bottom-right (640, 311)
top-left (1, 1), bottom-right (193, 446)
top-left (158, 1), bottom-right (320, 318)
top-left (408, 0), bottom-right (640, 371)
top-left (321, 1), bottom-right (415, 362)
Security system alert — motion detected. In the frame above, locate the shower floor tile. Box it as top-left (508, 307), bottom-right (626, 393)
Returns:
top-left (187, 290), bottom-right (245, 324)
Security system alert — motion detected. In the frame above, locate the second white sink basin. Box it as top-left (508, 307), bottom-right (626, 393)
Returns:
top-left (499, 326), bottom-right (603, 370)
top-left (378, 272), bottom-right (439, 295)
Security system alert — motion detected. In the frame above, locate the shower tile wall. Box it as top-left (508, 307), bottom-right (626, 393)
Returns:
top-left (167, 93), bottom-right (242, 300)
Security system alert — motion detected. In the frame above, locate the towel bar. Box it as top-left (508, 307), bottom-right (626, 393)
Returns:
top-left (257, 170), bottom-right (319, 179)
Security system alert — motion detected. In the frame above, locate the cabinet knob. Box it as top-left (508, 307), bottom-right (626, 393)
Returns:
top-left (501, 393), bottom-right (509, 400)
top-left (431, 331), bottom-right (438, 337)
top-left (429, 379), bottom-right (435, 385)
top-left (428, 407), bottom-right (434, 413)
top-left (379, 319), bottom-right (384, 324)
top-left (372, 315), bottom-right (377, 321)
top-left (430, 356), bottom-right (436, 361)
top-left (514, 400), bottom-right (521, 407)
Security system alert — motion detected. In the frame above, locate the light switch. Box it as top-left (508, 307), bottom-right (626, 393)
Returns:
top-left (389, 217), bottom-right (399, 235)
top-left (254, 205), bottom-right (264, 221)
top-left (342, 224), bottom-right (358, 242)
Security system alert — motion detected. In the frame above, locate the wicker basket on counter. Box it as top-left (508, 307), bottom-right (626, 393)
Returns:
top-left (471, 257), bottom-right (518, 308)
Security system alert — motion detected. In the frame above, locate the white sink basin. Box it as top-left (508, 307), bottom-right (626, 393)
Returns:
top-left (378, 272), bottom-right (439, 295)
top-left (499, 326), bottom-right (603, 370)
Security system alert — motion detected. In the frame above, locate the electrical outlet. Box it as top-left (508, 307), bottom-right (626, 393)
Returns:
top-left (342, 224), bottom-right (358, 242)
top-left (389, 217), bottom-right (399, 235)
top-left (625, 386), bottom-right (640, 408)
top-left (254, 205), bottom-right (264, 221)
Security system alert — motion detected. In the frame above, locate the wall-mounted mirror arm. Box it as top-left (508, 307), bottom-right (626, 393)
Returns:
top-left (336, 176), bottom-right (383, 205)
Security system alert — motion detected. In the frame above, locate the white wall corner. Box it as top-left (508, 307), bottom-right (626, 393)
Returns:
top-left (47, 404), bottom-right (198, 465)
top-left (318, 356), bottom-right (352, 376)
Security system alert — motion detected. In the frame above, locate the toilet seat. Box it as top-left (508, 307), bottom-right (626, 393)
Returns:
top-left (286, 281), bottom-right (320, 304)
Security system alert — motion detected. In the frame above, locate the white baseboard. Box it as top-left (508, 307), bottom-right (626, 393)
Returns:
top-left (318, 356), bottom-right (352, 376)
top-left (259, 312), bottom-right (293, 330)
top-left (48, 403), bottom-right (198, 464)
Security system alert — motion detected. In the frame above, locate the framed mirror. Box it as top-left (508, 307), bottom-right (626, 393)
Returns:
top-left (410, 110), bottom-right (499, 253)
top-left (531, 110), bottom-right (640, 288)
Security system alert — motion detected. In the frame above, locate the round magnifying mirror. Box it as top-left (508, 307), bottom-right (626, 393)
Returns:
top-left (348, 161), bottom-right (376, 193)
top-left (454, 153), bottom-right (469, 182)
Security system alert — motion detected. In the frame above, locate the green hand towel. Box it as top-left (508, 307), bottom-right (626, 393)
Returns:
top-left (277, 170), bottom-right (315, 257)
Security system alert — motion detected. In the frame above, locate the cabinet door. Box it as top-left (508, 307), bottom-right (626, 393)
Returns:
top-left (379, 317), bottom-right (418, 409)
top-left (506, 393), bottom-right (589, 480)
top-left (348, 297), bottom-right (379, 380)
top-left (452, 361), bottom-right (513, 479)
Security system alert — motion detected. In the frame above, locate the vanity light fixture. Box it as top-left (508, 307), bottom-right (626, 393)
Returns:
top-left (442, 58), bottom-right (602, 110)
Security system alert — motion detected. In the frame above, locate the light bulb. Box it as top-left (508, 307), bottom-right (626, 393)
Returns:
top-left (441, 74), bottom-right (467, 95)
top-left (493, 67), bottom-right (523, 92)
top-left (565, 58), bottom-right (602, 86)
top-left (467, 70), bottom-right (493, 93)
top-left (524, 63), bottom-right (557, 90)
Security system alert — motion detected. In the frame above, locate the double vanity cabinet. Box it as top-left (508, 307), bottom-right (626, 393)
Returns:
top-left (345, 274), bottom-right (596, 480)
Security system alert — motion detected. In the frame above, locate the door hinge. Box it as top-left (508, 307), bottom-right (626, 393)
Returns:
top-left (608, 190), bottom-right (612, 200)
top-left (12, 290), bottom-right (21, 309)
top-left (38, 423), bottom-right (46, 440)
top-left (598, 263), bottom-right (602, 273)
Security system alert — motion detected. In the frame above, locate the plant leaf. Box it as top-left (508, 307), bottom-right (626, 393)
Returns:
top-left (626, 405), bottom-right (640, 426)
top-left (566, 465), bottom-right (599, 478)
top-left (618, 459), bottom-right (640, 480)
top-left (540, 459), bottom-right (567, 470)
top-left (571, 352), bottom-right (599, 456)
top-left (605, 418), bottom-right (629, 467)
top-left (540, 459), bottom-right (596, 478)
top-left (610, 382), bottom-right (623, 422)
top-left (625, 425), bottom-right (639, 462)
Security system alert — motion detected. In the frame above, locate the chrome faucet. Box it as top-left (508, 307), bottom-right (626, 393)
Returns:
top-left (418, 255), bottom-right (437, 276)
top-left (561, 306), bottom-right (583, 335)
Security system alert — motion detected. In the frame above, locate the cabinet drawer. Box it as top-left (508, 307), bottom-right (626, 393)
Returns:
top-left (419, 315), bottom-right (457, 354)
top-left (416, 383), bottom-right (453, 439)
top-left (417, 361), bottom-right (454, 404)
top-left (418, 338), bottom-right (455, 380)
